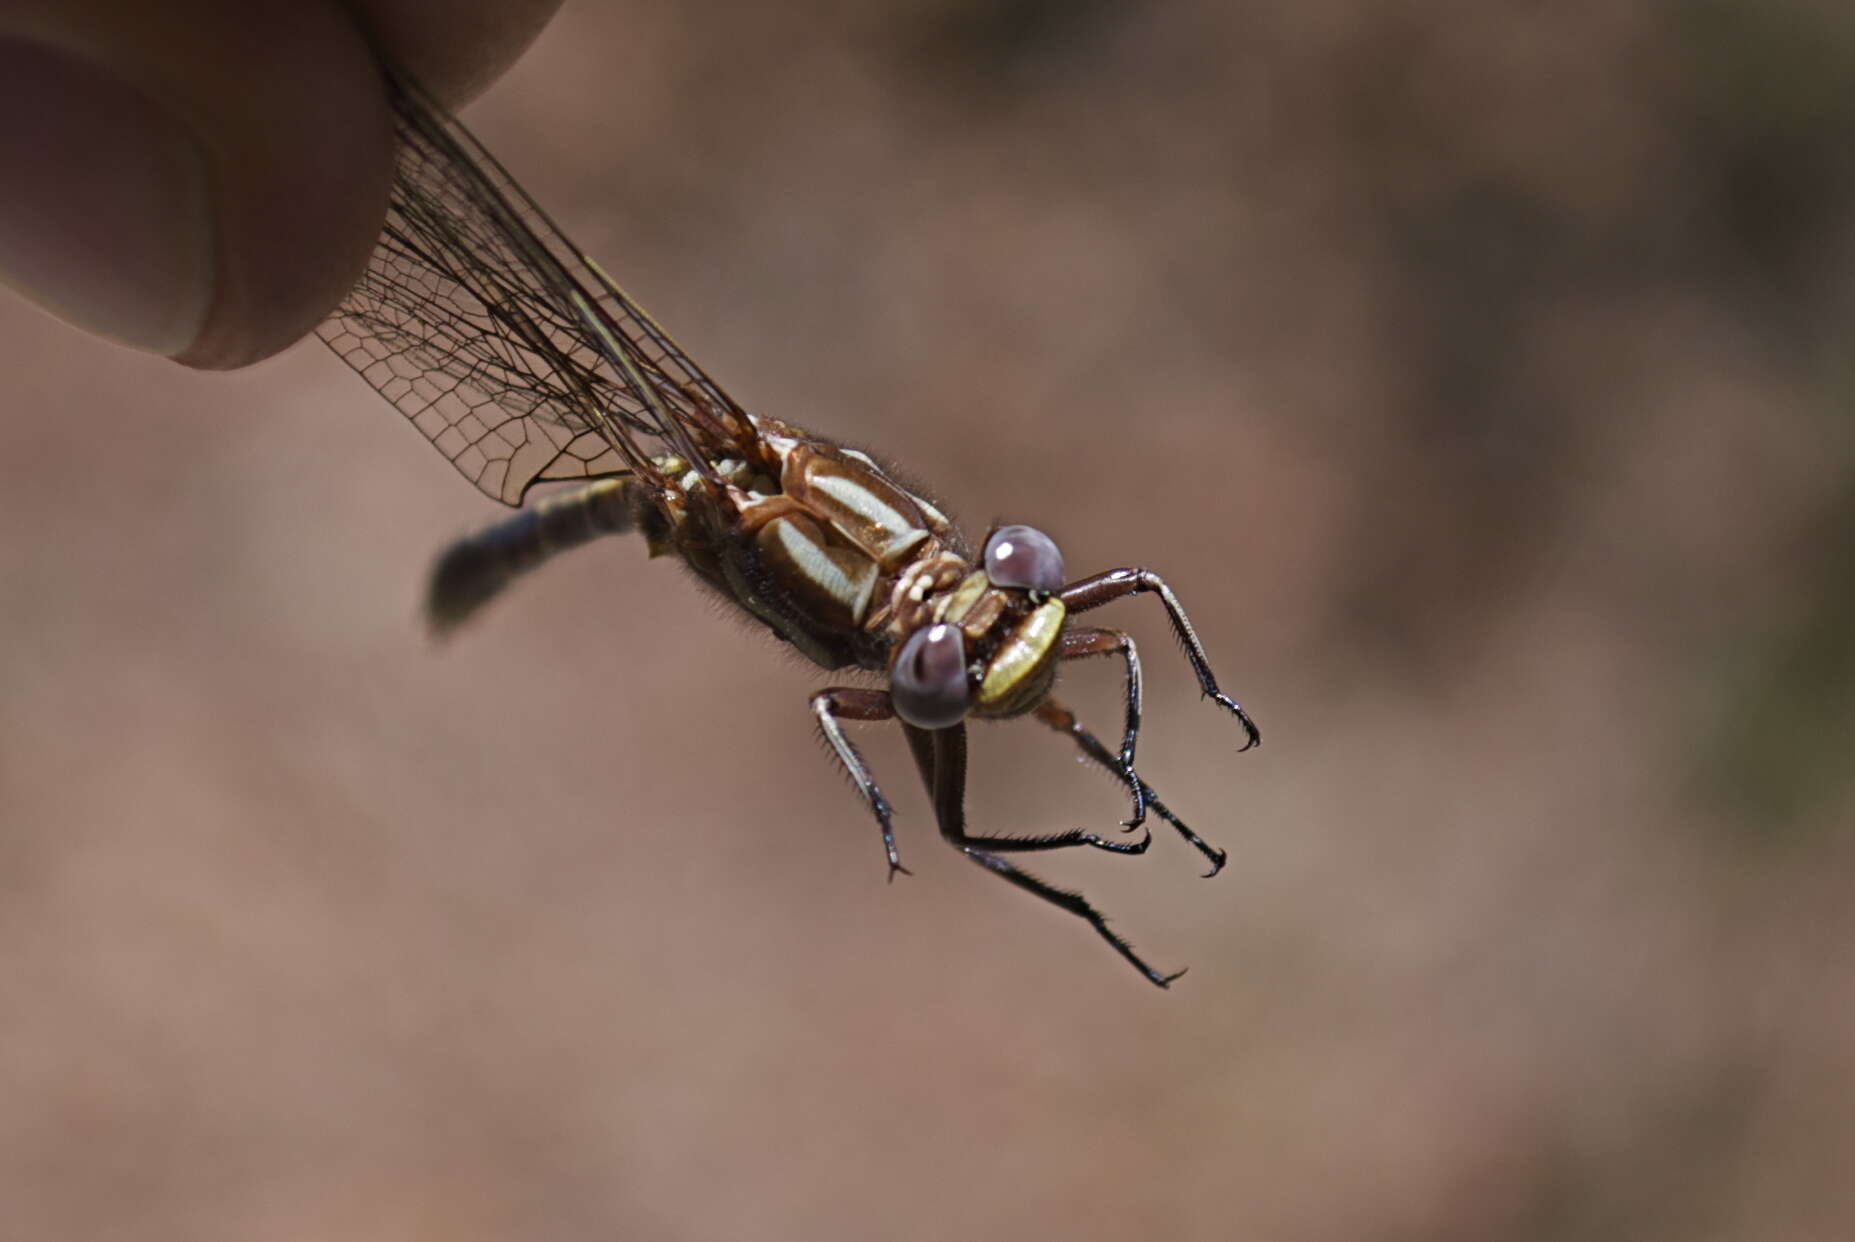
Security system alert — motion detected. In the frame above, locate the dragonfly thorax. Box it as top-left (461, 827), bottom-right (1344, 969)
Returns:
top-left (645, 414), bottom-right (970, 673)
top-left (647, 413), bottom-right (1071, 722)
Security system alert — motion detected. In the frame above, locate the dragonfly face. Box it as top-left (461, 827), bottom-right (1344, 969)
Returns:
top-left (888, 527), bottom-right (1072, 729)
top-left (321, 64), bottom-right (1262, 988)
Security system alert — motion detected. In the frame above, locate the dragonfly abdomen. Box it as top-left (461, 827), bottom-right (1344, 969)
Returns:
top-left (426, 477), bottom-right (644, 634)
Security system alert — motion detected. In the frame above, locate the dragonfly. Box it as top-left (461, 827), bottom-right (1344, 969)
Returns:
top-left (317, 65), bottom-right (1260, 987)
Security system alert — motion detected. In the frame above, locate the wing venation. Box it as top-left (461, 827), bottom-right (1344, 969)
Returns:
top-left (316, 65), bottom-right (742, 505)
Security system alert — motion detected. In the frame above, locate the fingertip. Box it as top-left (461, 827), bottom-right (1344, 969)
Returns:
top-left (166, 7), bottom-right (396, 369)
top-left (350, 0), bottom-right (566, 106)
top-left (2, 0), bottom-right (567, 370)
top-left (160, 0), bottom-right (571, 367)
top-left (0, 36), bottom-right (215, 356)
top-left (0, 1), bottom-right (396, 369)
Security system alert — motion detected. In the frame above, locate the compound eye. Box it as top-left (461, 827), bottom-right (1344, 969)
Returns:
top-left (891, 624), bottom-right (972, 729)
top-left (983, 524), bottom-right (1065, 593)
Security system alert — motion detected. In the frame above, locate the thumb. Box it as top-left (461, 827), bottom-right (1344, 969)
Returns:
top-left (0, 0), bottom-right (393, 368)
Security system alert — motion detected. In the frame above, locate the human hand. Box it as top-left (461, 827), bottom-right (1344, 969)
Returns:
top-left (0, 0), bottom-right (562, 369)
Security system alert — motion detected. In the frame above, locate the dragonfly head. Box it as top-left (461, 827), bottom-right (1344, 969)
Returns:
top-left (890, 525), bottom-right (1068, 728)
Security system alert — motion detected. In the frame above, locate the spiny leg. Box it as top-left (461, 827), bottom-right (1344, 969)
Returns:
top-left (902, 722), bottom-right (1183, 988)
top-left (1060, 626), bottom-right (1147, 830)
top-left (890, 720), bottom-right (1148, 858)
top-left (815, 685), bottom-right (1152, 882)
top-left (811, 688), bottom-right (911, 880)
top-left (1061, 568), bottom-right (1261, 751)
top-left (1034, 699), bottom-right (1228, 877)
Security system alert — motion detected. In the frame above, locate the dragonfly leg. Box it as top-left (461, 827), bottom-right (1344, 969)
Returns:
top-left (811, 688), bottom-right (912, 880)
top-left (1033, 699), bottom-right (1228, 877)
top-left (902, 723), bottom-right (1183, 988)
top-left (1059, 627), bottom-right (1147, 830)
top-left (896, 714), bottom-right (1148, 858)
top-left (1060, 569), bottom-right (1261, 752)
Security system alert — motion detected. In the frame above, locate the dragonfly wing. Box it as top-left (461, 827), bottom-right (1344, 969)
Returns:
top-left (317, 65), bottom-right (734, 505)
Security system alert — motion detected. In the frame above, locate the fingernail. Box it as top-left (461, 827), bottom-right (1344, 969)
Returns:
top-left (0, 38), bottom-right (214, 355)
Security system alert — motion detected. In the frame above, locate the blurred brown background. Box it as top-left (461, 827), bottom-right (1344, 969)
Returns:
top-left (4, 1), bottom-right (1853, 1238)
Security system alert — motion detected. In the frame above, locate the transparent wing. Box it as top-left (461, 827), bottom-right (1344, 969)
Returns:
top-left (317, 65), bottom-right (744, 506)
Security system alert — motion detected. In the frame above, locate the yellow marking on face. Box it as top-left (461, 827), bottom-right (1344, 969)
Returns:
top-left (935, 571), bottom-right (991, 626)
top-left (977, 598), bottom-right (1066, 710)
